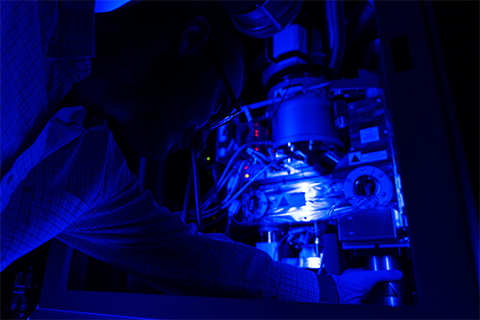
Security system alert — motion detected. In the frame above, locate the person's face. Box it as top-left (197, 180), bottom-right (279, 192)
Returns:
top-left (165, 49), bottom-right (243, 154)
top-left (125, 42), bottom-right (244, 160)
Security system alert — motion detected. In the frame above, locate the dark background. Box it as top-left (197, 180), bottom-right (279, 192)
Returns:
top-left (1, 1), bottom-right (478, 319)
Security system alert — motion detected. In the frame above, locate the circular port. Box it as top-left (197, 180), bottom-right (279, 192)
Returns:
top-left (354, 175), bottom-right (377, 196)
top-left (344, 166), bottom-right (393, 208)
top-left (247, 196), bottom-right (260, 213)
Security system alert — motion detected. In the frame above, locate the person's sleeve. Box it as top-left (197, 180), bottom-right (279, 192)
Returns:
top-left (55, 129), bottom-right (320, 302)
top-left (318, 275), bottom-right (340, 302)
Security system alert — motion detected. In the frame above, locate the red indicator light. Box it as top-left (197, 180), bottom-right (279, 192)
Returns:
top-left (255, 148), bottom-right (259, 151)
top-left (245, 166), bottom-right (248, 170)
top-left (255, 134), bottom-right (258, 137)
top-left (255, 123), bottom-right (258, 127)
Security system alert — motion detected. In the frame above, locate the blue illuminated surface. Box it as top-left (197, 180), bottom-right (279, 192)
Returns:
top-left (389, 296), bottom-right (395, 307)
top-left (393, 209), bottom-right (402, 228)
top-left (38, 308), bottom-right (152, 320)
top-left (372, 256), bottom-right (378, 271)
top-left (95, 0), bottom-right (132, 13)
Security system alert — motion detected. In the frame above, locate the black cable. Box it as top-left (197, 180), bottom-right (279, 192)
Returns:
top-left (191, 148), bottom-right (204, 233)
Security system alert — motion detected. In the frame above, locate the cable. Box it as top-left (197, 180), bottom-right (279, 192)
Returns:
top-left (218, 141), bottom-right (274, 187)
top-left (201, 159), bottom-right (247, 213)
top-left (202, 142), bottom-right (269, 205)
top-left (220, 157), bottom-right (290, 211)
top-left (273, 233), bottom-right (290, 261)
top-left (326, 195), bottom-right (381, 220)
top-left (201, 142), bottom-right (274, 211)
top-left (326, 198), bottom-right (351, 219)
top-left (200, 156), bottom-right (291, 220)
top-left (224, 218), bottom-right (231, 236)
top-left (201, 169), bottom-right (235, 210)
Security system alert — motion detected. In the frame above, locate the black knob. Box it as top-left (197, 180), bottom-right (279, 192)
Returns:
top-left (354, 175), bottom-right (377, 196)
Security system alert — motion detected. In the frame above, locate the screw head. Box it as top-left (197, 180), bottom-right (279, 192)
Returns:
top-left (10, 304), bottom-right (17, 311)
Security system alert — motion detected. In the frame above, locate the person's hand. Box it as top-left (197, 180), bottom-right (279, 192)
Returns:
top-left (330, 268), bottom-right (403, 304)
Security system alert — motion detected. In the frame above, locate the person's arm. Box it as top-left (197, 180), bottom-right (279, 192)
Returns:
top-left (51, 125), bottom-right (400, 302)
top-left (53, 126), bottom-right (320, 301)
top-left (0, 1), bottom-right (95, 177)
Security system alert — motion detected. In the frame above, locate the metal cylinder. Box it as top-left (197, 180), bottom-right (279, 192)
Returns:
top-left (267, 76), bottom-right (342, 150)
top-left (256, 228), bottom-right (286, 261)
top-left (364, 255), bottom-right (411, 306)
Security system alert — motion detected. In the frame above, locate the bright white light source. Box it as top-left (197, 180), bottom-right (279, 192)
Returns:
top-left (300, 182), bottom-right (310, 193)
top-left (385, 256), bottom-right (391, 270)
top-left (306, 257), bottom-right (321, 269)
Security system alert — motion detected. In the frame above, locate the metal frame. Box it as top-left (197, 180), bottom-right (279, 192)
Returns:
top-left (32, 1), bottom-right (478, 319)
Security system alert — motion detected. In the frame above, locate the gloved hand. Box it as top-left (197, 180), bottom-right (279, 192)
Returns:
top-left (330, 268), bottom-right (403, 304)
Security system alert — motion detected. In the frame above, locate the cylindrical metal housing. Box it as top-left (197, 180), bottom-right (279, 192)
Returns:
top-left (364, 255), bottom-right (412, 306)
top-left (267, 76), bottom-right (342, 150)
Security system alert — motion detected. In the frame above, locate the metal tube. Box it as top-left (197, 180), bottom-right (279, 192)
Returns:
top-left (191, 148), bottom-right (204, 233)
top-left (314, 221), bottom-right (320, 257)
top-left (364, 255), bottom-right (411, 306)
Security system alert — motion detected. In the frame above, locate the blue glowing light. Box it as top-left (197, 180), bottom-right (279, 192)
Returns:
top-left (372, 256), bottom-right (378, 271)
top-left (40, 308), bottom-right (150, 320)
top-left (389, 296), bottom-right (395, 307)
top-left (95, 0), bottom-right (132, 13)
top-left (394, 209), bottom-right (403, 228)
top-left (385, 256), bottom-right (391, 270)
top-left (305, 257), bottom-right (321, 269)
top-left (300, 182), bottom-right (310, 193)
